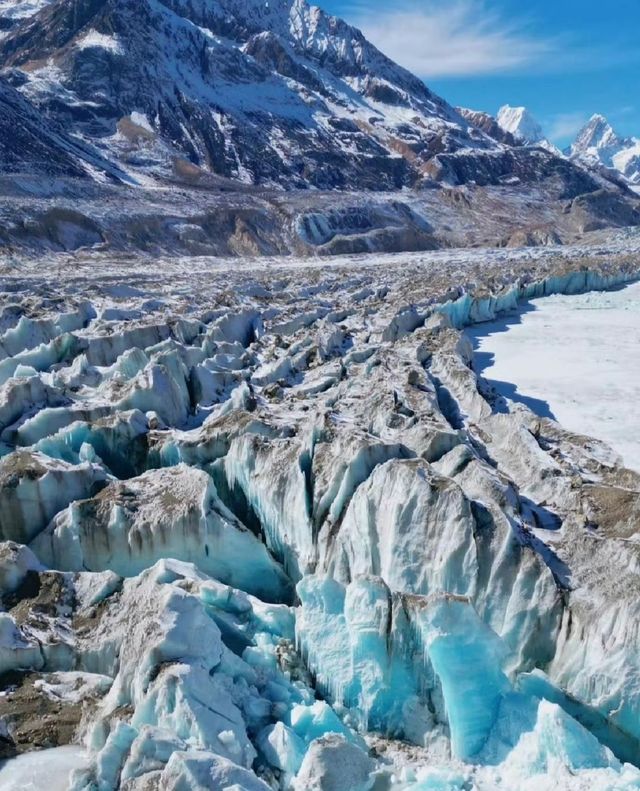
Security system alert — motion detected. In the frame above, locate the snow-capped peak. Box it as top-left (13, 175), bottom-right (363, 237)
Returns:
top-left (497, 105), bottom-right (545, 145)
top-left (572, 114), bottom-right (621, 154)
top-left (496, 105), bottom-right (561, 156)
top-left (570, 115), bottom-right (640, 186)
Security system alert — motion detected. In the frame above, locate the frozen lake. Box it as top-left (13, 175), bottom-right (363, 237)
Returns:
top-left (0, 746), bottom-right (88, 791)
top-left (468, 279), bottom-right (640, 473)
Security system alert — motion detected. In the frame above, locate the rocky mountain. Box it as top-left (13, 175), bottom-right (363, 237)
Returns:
top-left (0, 0), bottom-right (619, 195)
top-left (0, 0), bottom-right (485, 190)
top-left (457, 106), bottom-right (517, 146)
top-left (570, 114), bottom-right (640, 187)
top-left (0, 0), bottom-right (637, 257)
top-left (0, 76), bottom-right (131, 181)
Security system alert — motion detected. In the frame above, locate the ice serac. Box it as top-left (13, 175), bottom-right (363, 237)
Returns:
top-left (296, 575), bottom-right (433, 740)
top-left (322, 451), bottom-right (561, 674)
top-left (295, 573), bottom-right (637, 778)
top-left (156, 751), bottom-right (273, 791)
top-left (296, 574), bottom-right (518, 760)
top-left (0, 450), bottom-right (107, 544)
top-left (31, 464), bottom-right (293, 603)
top-left (62, 562), bottom-right (267, 787)
top-left (296, 577), bottom-right (524, 760)
top-left (223, 425), bottom-right (316, 581)
top-left (410, 595), bottom-right (512, 760)
top-left (65, 559), bottom-right (380, 790)
top-left (0, 250), bottom-right (640, 789)
top-left (326, 459), bottom-right (478, 596)
top-left (292, 734), bottom-right (376, 791)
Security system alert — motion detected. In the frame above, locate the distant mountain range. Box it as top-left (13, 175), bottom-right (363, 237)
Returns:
top-left (494, 105), bottom-right (640, 189)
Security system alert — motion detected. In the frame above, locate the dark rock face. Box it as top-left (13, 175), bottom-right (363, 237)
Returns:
top-left (457, 107), bottom-right (518, 147)
top-left (427, 147), bottom-right (600, 198)
top-left (0, 79), bottom-right (92, 178)
top-left (568, 189), bottom-right (640, 232)
top-left (244, 30), bottom-right (325, 94)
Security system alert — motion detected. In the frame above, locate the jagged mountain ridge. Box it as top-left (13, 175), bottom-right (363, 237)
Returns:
top-left (571, 114), bottom-right (640, 187)
top-left (0, 0), bottom-right (608, 194)
top-left (492, 104), bottom-right (640, 189)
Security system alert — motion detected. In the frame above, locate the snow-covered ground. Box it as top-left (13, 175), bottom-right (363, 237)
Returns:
top-left (0, 747), bottom-right (88, 791)
top-left (469, 280), bottom-right (640, 472)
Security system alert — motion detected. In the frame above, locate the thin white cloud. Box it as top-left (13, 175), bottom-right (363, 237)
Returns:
top-left (546, 112), bottom-right (589, 143)
top-left (346, 0), bottom-right (558, 78)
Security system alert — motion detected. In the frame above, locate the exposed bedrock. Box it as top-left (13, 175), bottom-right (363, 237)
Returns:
top-left (0, 250), bottom-right (639, 788)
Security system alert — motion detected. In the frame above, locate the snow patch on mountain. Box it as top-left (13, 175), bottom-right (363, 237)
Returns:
top-left (0, 0), bottom-right (49, 20)
top-left (76, 29), bottom-right (124, 55)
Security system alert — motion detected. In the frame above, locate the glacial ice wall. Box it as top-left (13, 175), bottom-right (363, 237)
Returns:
top-left (0, 250), bottom-right (639, 790)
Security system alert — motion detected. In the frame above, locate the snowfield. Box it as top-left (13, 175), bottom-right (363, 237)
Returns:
top-left (0, 238), bottom-right (638, 790)
top-left (470, 280), bottom-right (640, 472)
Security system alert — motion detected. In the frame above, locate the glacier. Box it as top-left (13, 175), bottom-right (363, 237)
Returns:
top-left (0, 243), bottom-right (639, 790)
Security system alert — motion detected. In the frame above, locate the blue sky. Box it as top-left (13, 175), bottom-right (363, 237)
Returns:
top-left (319, 0), bottom-right (640, 147)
